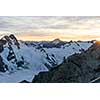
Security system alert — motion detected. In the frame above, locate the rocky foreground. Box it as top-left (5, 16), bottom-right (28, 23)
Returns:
top-left (31, 41), bottom-right (100, 83)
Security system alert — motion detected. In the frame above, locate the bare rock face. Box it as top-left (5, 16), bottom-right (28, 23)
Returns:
top-left (9, 34), bottom-right (20, 49)
top-left (32, 41), bottom-right (100, 83)
top-left (0, 40), bottom-right (6, 53)
top-left (0, 56), bottom-right (8, 72)
top-left (0, 34), bottom-right (25, 72)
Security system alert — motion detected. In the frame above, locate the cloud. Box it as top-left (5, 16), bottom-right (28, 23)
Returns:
top-left (0, 16), bottom-right (100, 40)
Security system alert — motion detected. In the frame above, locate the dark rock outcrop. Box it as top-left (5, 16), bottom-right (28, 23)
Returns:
top-left (0, 56), bottom-right (8, 72)
top-left (9, 34), bottom-right (20, 49)
top-left (32, 41), bottom-right (100, 83)
top-left (0, 34), bottom-right (25, 72)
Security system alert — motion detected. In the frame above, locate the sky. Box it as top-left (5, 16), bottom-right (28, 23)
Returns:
top-left (0, 16), bottom-right (100, 41)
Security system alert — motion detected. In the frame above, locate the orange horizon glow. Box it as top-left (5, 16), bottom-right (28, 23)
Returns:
top-left (1, 16), bottom-right (100, 41)
top-left (16, 35), bottom-right (99, 41)
top-left (95, 38), bottom-right (100, 41)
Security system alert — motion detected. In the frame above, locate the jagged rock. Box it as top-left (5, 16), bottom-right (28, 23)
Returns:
top-left (0, 56), bottom-right (8, 72)
top-left (0, 34), bottom-right (25, 72)
top-left (9, 34), bottom-right (20, 49)
top-left (0, 40), bottom-right (6, 53)
top-left (0, 34), bottom-right (95, 83)
top-left (16, 61), bottom-right (24, 67)
top-left (32, 41), bottom-right (100, 83)
top-left (4, 35), bottom-right (12, 45)
top-left (0, 39), bottom-right (6, 45)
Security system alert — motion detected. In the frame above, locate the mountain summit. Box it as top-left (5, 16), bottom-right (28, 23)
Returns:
top-left (51, 38), bottom-right (62, 44)
top-left (0, 34), bottom-right (24, 72)
top-left (0, 34), bottom-right (94, 82)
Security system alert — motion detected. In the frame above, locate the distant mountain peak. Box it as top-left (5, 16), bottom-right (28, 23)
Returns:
top-left (0, 34), bottom-right (94, 82)
top-left (53, 38), bottom-right (61, 41)
top-left (51, 38), bottom-right (62, 44)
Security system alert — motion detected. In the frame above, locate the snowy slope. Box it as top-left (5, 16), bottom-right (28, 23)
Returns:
top-left (0, 34), bottom-right (94, 82)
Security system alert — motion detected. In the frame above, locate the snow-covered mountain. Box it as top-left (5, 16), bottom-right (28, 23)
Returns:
top-left (32, 41), bottom-right (100, 83)
top-left (0, 34), bottom-right (94, 82)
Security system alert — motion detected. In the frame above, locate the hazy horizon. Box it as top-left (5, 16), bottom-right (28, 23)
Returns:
top-left (0, 16), bottom-right (100, 41)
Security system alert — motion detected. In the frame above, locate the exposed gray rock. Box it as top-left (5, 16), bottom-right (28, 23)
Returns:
top-left (0, 34), bottom-right (24, 72)
top-left (32, 41), bottom-right (100, 83)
